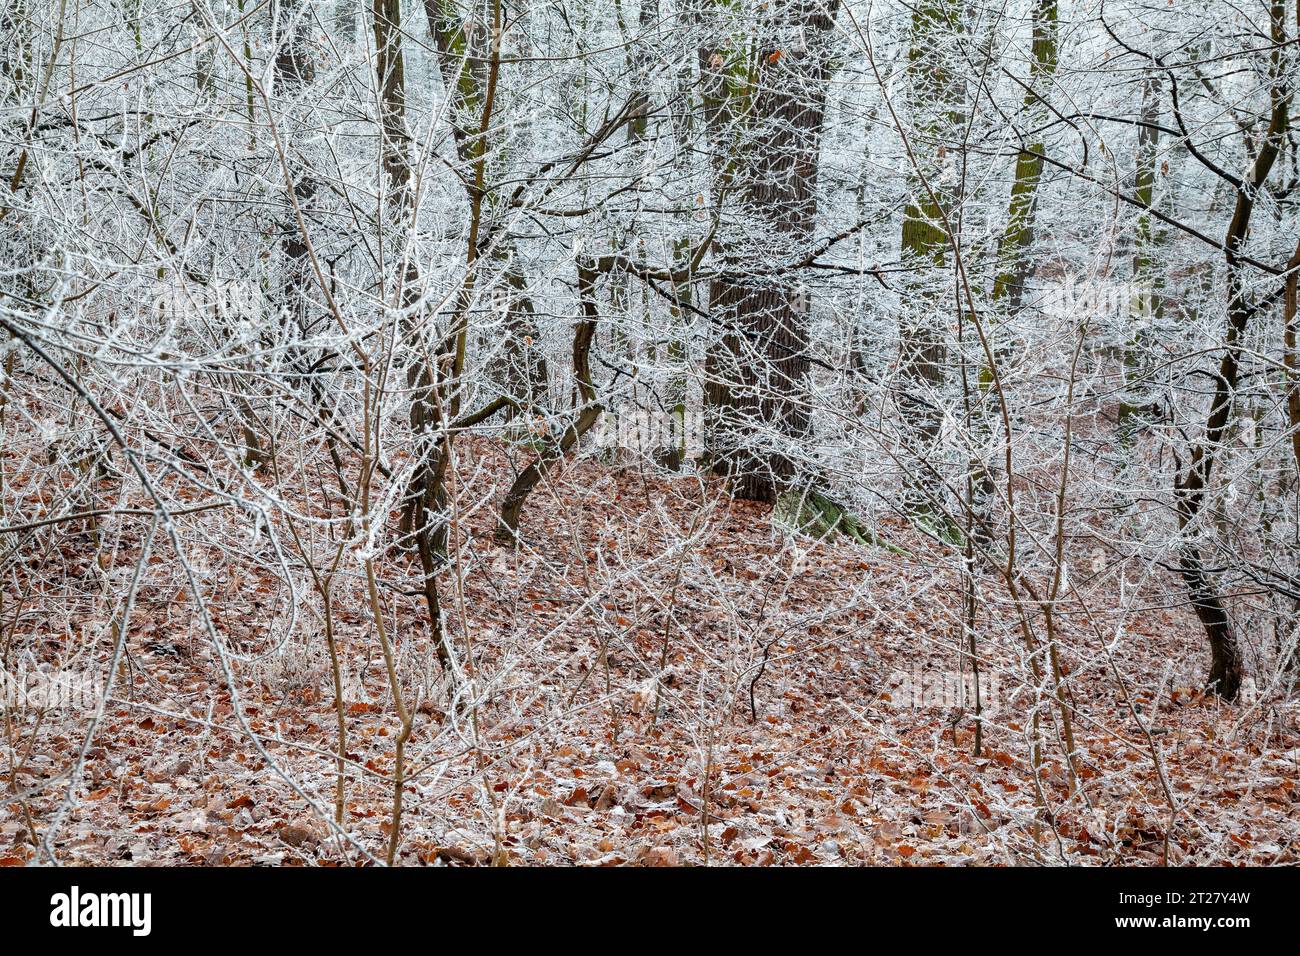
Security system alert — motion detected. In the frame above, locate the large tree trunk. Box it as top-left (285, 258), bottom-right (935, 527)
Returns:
top-left (703, 0), bottom-right (838, 503)
top-left (707, 281), bottom-right (812, 502)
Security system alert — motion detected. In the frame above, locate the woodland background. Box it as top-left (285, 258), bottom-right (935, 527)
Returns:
top-left (1, 0), bottom-right (1298, 865)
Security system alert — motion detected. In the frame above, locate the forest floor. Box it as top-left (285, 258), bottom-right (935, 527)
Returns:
top-left (4, 438), bottom-right (1299, 866)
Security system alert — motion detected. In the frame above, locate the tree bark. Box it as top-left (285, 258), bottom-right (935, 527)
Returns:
top-left (703, 0), bottom-right (838, 503)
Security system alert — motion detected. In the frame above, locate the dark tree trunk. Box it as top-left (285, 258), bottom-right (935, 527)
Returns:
top-left (706, 281), bottom-right (812, 503)
top-left (703, 0), bottom-right (838, 502)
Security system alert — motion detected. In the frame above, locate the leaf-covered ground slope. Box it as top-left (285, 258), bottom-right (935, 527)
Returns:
top-left (4, 440), bottom-right (1298, 866)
